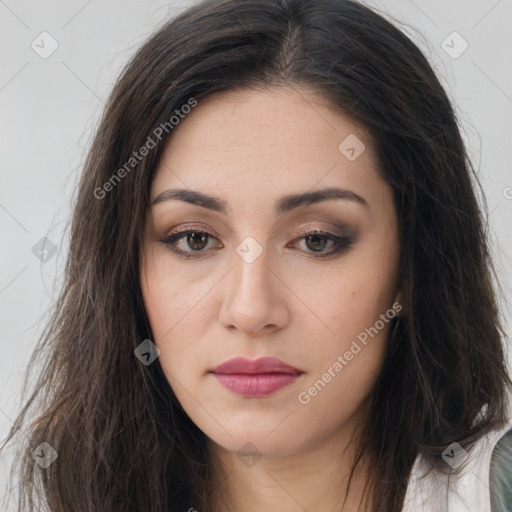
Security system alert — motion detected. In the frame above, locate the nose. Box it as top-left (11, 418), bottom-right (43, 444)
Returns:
top-left (218, 241), bottom-right (290, 335)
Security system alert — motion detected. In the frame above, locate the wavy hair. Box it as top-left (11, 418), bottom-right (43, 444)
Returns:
top-left (2, 0), bottom-right (511, 511)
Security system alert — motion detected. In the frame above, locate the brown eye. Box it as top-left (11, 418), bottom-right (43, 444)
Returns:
top-left (159, 229), bottom-right (222, 259)
top-left (187, 231), bottom-right (209, 251)
top-left (305, 233), bottom-right (330, 252)
top-left (290, 230), bottom-right (354, 257)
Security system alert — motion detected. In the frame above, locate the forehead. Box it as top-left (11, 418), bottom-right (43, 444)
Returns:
top-left (151, 86), bottom-right (386, 211)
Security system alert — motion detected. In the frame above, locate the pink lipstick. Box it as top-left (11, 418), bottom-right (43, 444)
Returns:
top-left (210, 356), bottom-right (303, 397)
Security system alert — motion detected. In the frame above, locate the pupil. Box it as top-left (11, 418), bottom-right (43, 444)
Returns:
top-left (306, 234), bottom-right (326, 252)
top-left (188, 232), bottom-right (207, 250)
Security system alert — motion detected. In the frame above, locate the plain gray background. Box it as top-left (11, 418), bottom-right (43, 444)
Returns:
top-left (1, 0), bottom-right (511, 507)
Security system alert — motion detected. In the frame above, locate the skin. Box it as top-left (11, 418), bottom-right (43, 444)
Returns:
top-left (140, 86), bottom-right (401, 512)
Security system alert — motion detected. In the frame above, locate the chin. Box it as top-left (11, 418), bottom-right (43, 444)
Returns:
top-left (212, 432), bottom-right (303, 458)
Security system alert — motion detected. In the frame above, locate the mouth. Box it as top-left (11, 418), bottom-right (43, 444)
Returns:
top-left (210, 356), bottom-right (304, 397)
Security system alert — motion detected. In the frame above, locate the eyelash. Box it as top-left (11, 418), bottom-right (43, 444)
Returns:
top-left (159, 228), bottom-right (353, 259)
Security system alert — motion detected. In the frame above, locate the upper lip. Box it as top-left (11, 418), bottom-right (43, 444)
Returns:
top-left (211, 356), bottom-right (303, 374)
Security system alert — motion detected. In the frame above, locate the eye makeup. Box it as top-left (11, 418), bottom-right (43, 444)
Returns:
top-left (158, 223), bottom-right (357, 260)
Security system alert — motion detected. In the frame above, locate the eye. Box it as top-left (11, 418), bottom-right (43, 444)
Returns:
top-left (288, 230), bottom-right (353, 257)
top-left (159, 229), bottom-right (222, 259)
top-left (159, 228), bottom-right (354, 259)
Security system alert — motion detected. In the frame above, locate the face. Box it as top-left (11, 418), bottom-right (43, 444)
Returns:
top-left (140, 86), bottom-right (401, 458)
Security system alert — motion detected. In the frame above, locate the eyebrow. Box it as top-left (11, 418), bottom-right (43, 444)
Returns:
top-left (150, 186), bottom-right (369, 215)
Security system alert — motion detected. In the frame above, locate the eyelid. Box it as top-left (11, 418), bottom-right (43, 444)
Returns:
top-left (164, 223), bottom-right (220, 239)
top-left (163, 218), bottom-right (351, 236)
top-left (292, 223), bottom-right (347, 238)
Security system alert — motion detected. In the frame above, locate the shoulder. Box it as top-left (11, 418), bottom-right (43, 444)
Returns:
top-left (490, 425), bottom-right (512, 512)
top-left (402, 394), bottom-right (512, 512)
top-left (448, 395), bottom-right (512, 512)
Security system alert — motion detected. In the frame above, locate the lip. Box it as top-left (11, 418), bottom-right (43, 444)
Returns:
top-left (210, 357), bottom-right (303, 397)
top-left (211, 356), bottom-right (302, 374)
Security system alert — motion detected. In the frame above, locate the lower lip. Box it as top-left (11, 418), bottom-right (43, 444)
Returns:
top-left (212, 372), bottom-right (302, 397)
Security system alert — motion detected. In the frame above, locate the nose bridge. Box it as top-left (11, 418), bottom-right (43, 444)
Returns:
top-left (234, 237), bottom-right (269, 294)
top-left (231, 236), bottom-right (272, 308)
top-left (218, 235), bottom-right (287, 333)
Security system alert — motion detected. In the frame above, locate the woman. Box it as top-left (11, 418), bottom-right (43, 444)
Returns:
top-left (2, 0), bottom-right (511, 511)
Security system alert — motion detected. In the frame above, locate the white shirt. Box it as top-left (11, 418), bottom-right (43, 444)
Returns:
top-left (402, 400), bottom-right (512, 512)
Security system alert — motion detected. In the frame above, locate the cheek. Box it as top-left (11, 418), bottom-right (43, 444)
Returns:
top-left (295, 304), bottom-right (393, 440)
top-left (331, 237), bottom-right (399, 329)
top-left (294, 345), bottom-right (385, 452)
top-left (292, 244), bottom-right (397, 400)
top-left (139, 253), bottom-right (218, 389)
top-left (141, 248), bottom-right (202, 335)
top-left (295, 260), bottom-right (397, 346)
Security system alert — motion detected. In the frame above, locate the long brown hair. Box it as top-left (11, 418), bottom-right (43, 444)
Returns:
top-left (3, 0), bottom-right (511, 510)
